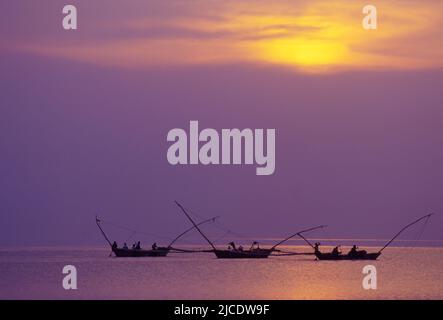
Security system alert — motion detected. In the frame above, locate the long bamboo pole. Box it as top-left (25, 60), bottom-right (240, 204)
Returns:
top-left (271, 225), bottom-right (327, 250)
top-left (174, 201), bottom-right (218, 251)
top-left (378, 213), bottom-right (433, 253)
top-left (168, 216), bottom-right (219, 248)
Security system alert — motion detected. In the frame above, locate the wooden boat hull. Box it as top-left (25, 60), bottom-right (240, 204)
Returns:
top-left (214, 249), bottom-right (272, 259)
top-left (315, 251), bottom-right (381, 261)
top-left (112, 247), bottom-right (170, 257)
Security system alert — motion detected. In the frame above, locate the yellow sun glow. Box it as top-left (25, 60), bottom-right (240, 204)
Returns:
top-left (259, 38), bottom-right (349, 67)
top-left (15, 0), bottom-right (443, 73)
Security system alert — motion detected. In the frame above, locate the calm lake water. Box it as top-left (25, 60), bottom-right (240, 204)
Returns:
top-left (0, 246), bottom-right (442, 299)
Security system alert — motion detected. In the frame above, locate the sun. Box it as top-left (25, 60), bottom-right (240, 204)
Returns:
top-left (257, 37), bottom-right (349, 69)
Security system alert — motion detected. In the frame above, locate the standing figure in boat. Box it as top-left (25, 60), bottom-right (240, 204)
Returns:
top-left (314, 242), bottom-right (321, 255)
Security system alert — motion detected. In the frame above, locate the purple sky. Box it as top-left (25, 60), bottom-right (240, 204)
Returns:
top-left (1, 1), bottom-right (442, 246)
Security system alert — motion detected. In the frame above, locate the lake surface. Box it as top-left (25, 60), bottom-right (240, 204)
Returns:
top-left (0, 246), bottom-right (442, 299)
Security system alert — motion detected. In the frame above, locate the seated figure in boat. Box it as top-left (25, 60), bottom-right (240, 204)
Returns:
top-left (250, 241), bottom-right (260, 251)
top-left (348, 245), bottom-right (358, 257)
top-left (152, 242), bottom-right (158, 250)
top-left (238, 245), bottom-right (244, 251)
top-left (331, 245), bottom-right (341, 256)
top-left (228, 241), bottom-right (237, 251)
top-left (112, 241), bottom-right (118, 250)
top-left (314, 242), bottom-right (321, 254)
top-left (123, 242), bottom-right (128, 250)
top-left (135, 241), bottom-right (141, 250)
top-left (347, 244), bottom-right (367, 258)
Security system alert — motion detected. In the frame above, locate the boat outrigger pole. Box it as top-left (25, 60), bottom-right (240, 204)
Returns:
top-left (167, 216), bottom-right (220, 248)
top-left (175, 200), bottom-right (329, 259)
top-left (270, 225), bottom-right (327, 251)
top-left (297, 213), bottom-right (434, 261)
top-left (96, 214), bottom-right (218, 250)
top-left (96, 216), bottom-right (113, 247)
top-left (174, 201), bottom-right (218, 251)
top-left (378, 213), bottom-right (434, 253)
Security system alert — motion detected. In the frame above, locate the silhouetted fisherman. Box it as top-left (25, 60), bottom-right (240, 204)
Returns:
top-left (250, 241), bottom-right (260, 250)
top-left (135, 241), bottom-right (141, 250)
top-left (331, 245), bottom-right (341, 256)
top-left (152, 242), bottom-right (158, 250)
top-left (228, 242), bottom-right (237, 250)
top-left (112, 241), bottom-right (118, 250)
top-left (348, 245), bottom-right (358, 255)
top-left (123, 242), bottom-right (128, 249)
top-left (313, 242), bottom-right (322, 258)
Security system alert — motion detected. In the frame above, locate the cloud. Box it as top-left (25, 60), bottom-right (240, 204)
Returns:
top-left (6, 0), bottom-right (443, 72)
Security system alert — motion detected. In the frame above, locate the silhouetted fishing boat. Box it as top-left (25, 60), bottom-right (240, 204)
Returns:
top-left (175, 201), bottom-right (326, 259)
top-left (297, 213), bottom-right (434, 261)
top-left (95, 215), bottom-right (217, 257)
